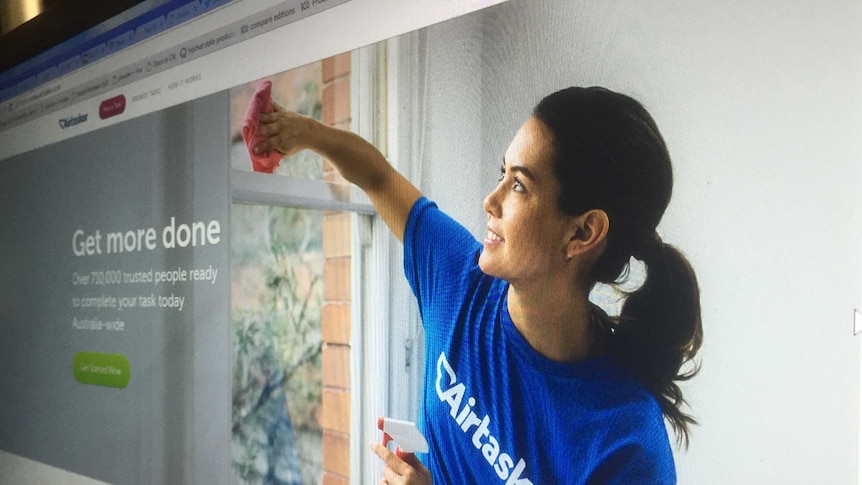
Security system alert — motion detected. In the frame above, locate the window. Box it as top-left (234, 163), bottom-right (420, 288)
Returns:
top-left (229, 52), bottom-right (373, 485)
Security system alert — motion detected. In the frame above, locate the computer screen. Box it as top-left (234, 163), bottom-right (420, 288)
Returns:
top-left (1, 1), bottom-right (860, 484)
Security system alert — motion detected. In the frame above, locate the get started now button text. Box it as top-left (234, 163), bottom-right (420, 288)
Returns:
top-left (73, 351), bottom-right (130, 388)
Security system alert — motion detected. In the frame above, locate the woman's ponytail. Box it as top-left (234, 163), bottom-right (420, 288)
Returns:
top-left (534, 86), bottom-right (704, 448)
top-left (613, 240), bottom-right (703, 448)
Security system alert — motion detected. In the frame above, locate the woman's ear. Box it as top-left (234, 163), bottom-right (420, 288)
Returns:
top-left (565, 209), bottom-right (609, 260)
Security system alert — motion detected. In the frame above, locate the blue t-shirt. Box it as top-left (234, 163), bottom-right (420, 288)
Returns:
top-left (403, 197), bottom-right (676, 484)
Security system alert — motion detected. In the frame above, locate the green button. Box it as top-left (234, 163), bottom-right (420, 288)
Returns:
top-left (73, 351), bottom-right (130, 389)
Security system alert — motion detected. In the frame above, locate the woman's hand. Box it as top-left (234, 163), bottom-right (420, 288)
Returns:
top-left (251, 100), bottom-right (422, 242)
top-left (254, 101), bottom-right (315, 159)
top-left (370, 442), bottom-right (433, 485)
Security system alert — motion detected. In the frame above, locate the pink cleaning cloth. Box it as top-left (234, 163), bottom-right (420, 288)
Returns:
top-left (242, 80), bottom-right (282, 173)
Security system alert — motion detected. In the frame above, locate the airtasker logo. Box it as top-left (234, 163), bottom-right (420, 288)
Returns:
top-left (59, 113), bottom-right (88, 129)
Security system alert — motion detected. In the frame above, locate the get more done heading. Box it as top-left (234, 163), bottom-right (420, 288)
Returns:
top-left (72, 217), bottom-right (221, 257)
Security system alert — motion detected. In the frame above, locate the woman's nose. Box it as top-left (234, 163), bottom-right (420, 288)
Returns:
top-left (483, 184), bottom-right (502, 217)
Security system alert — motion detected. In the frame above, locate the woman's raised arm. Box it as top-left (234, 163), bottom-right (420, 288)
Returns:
top-left (254, 102), bottom-right (421, 242)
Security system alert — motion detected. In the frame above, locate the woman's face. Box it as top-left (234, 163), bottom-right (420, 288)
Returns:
top-left (479, 117), bottom-right (575, 286)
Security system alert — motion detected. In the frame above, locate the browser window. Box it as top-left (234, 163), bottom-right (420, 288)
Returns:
top-left (1, 0), bottom-right (861, 484)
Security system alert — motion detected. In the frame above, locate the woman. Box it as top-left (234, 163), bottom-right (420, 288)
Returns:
top-left (253, 86), bottom-right (702, 484)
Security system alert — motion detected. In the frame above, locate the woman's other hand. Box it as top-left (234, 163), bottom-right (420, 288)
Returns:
top-left (370, 442), bottom-right (433, 485)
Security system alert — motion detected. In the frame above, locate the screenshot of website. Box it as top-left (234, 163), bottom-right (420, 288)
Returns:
top-left (0, 0), bottom-right (861, 484)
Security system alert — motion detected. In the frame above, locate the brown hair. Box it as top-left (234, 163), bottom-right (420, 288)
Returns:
top-left (534, 86), bottom-right (703, 448)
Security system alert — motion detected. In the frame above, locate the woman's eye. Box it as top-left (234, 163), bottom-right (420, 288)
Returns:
top-left (513, 177), bottom-right (525, 192)
top-left (498, 166), bottom-right (506, 182)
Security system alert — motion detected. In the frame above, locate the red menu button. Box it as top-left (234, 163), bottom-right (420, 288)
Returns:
top-left (99, 95), bottom-right (126, 119)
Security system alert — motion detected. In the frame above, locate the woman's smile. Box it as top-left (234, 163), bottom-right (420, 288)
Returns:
top-left (483, 227), bottom-right (504, 246)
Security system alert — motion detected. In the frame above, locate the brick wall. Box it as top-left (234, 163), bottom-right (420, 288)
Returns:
top-left (319, 52), bottom-right (352, 485)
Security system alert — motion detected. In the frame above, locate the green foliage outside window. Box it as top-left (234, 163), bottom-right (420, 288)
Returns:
top-left (231, 204), bottom-right (324, 485)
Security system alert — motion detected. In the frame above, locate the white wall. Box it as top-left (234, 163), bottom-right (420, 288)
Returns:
top-left (416, 14), bottom-right (489, 234)
top-left (414, 0), bottom-right (862, 483)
